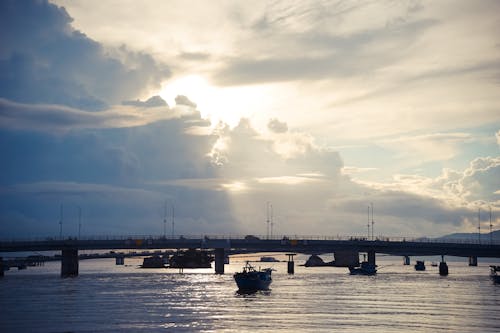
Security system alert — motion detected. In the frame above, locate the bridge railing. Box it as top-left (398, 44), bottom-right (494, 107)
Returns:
top-left (1, 234), bottom-right (498, 245)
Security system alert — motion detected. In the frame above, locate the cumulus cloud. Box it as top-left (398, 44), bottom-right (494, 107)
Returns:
top-left (0, 0), bottom-right (169, 110)
top-left (175, 95), bottom-right (197, 108)
top-left (267, 118), bottom-right (288, 133)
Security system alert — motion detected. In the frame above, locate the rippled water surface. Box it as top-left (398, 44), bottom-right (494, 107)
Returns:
top-left (1, 255), bottom-right (499, 332)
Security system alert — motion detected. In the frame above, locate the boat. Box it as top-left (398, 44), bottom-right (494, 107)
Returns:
top-left (260, 256), bottom-right (279, 262)
top-left (415, 260), bottom-right (426, 271)
top-left (168, 249), bottom-right (213, 268)
top-left (140, 255), bottom-right (167, 268)
top-left (348, 261), bottom-right (377, 275)
top-left (490, 266), bottom-right (500, 283)
top-left (234, 261), bottom-right (273, 291)
top-left (431, 262), bottom-right (438, 267)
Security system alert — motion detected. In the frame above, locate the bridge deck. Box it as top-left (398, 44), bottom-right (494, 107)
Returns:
top-left (1, 236), bottom-right (499, 258)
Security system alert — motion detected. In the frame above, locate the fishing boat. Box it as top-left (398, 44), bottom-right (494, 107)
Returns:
top-left (414, 260), bottom-right (426, 271)
top-left (140, 255), bottom-right (167, 268)
top-left (348, 261), bottom-right (377, 275)
top-left (168, 249), bottom-right (213, 268)
top-left (490, 266), bottom-right (500, 283)
top-left (234, 261), bottom-right (273, 291)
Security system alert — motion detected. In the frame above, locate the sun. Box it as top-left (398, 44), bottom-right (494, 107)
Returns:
top-left (158, 74), bottom-right (277, 128)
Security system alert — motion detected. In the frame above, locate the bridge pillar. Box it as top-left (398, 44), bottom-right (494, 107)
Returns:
top-left (367, 250), bottom-right (376, 266)
top-left (214, 248), bottom-right (225, 274)
top-left (286, 253), bottom-right (295, 274)
top-left (403, 256), bottom-right (410, 265)
top-left (115, 255), bottom-right (125, 265)
top-left (468, 256), bottom-right (478, 266)
top-left (0, 257), bottom-right (3, 277)
top-left (61, 248), bottom-right (79, 278)
top-left (439, 255), bottom-right (448, 276)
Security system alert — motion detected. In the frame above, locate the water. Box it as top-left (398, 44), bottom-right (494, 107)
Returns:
top-left (1, 254), bottom-right (499, 332)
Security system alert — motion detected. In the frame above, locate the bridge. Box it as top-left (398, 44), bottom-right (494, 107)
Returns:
top-left (1, 235), bottom-right (499, 277)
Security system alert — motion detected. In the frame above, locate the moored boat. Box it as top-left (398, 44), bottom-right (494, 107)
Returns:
top-left (140, 255), bottom-right (167, 268)
top-left (490, 266), bottom-right (500, 284)
top-left (415, 260), bottom-right (426, 271)
top-left (260, 256), bottom-right (279, 262)
top-left (349, 261), bottom-right (377, 275)
top-left (234, 261), bottom-right (273, 291)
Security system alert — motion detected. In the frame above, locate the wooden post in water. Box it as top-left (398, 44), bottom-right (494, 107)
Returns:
top-left (0, 257), bottom-right (4, 277)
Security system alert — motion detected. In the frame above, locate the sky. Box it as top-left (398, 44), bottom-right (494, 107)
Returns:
top-left (0, 0), bottom-right (499, 239)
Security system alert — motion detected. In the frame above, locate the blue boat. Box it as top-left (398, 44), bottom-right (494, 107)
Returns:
top-left (415, 260), bottom-right (426, 271)
top-left (234, 261), bottom-right (273, 291)
top-left (348, 261), bottom-right (377, 275)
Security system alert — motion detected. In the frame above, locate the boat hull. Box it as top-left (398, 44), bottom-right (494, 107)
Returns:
top-left (234, 271), bottom-right (272, 291)
top-left (349, 261), bottom-right (377, 275)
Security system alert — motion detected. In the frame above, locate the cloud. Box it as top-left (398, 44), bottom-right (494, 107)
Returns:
top-left (122, 96), bottom-right (168, 108)
top-left (267, 118), bottom-right (288, 133)
top-left (0, 0), bottom-right (169, 110)
top-left (0, 98), bottom-right (187, 133)
top-left (379, 132), bottom-right (473, 163)
top-left (175, 95), bottom-right (197, 108)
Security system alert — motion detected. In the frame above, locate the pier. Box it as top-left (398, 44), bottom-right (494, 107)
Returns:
top-left (1, 235), bottom-right (500, 277)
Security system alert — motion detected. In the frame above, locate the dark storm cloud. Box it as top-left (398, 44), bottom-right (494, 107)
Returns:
top-left (0, 98), bottom-right (181, 132)
top-left (0, 0), bottom-right (170, 110)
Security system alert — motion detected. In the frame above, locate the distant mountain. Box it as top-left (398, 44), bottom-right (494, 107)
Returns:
top-left (437, 230), bottom-right (500, 241)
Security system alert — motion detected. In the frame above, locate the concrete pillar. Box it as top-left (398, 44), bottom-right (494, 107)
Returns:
top-left (286, 254), bottom-right (296, 274)
top-left (439, 255), bottom-right (448, 276)
top-left (403, 256), bottom-right (410, 265)
top-left (214, 248), bottom-right (225, 274)
top-left (468, 256), bottom-right (478, 266)
top-left (0, 257), bottom-right (4, 277)
top-left (61, 249), bottom-right (79, 278)
top-left (115, 256), bottom-right (125, 265)
top-left (367, 250), bottom-right (376, 266)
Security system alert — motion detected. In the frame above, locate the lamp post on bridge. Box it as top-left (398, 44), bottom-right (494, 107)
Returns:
top-left (78, 206), bottom-right (82, 239)
top-left (59, 204), bottom-right (63, 240)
